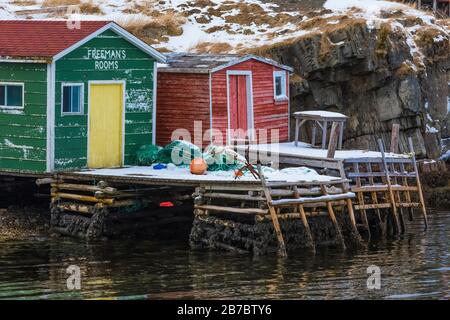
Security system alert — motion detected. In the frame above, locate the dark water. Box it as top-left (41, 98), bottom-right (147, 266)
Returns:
top-left (0, 211), bottom-right (448, 300)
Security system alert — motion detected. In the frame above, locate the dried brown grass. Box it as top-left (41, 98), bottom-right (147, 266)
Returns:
top-left (415, 26), bottom-right (444, 47)
top-left (193, 41), bottom-right (233, 54)
top-left (78, 1), bottom-right (102, 14)
top-left (42, 0), bottom-right (80, 6)
top-left (242, 18), bottom-right (367, 57)
top-left (375, 22), bottom-right (392, 57)
top-left (118, 12), bottom-right (186, 45)
top-left (9, 0), bottom-right (37, 5)
top-left (394, 61), bottom-right (417, 78)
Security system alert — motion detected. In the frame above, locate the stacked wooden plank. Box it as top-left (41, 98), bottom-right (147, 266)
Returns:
top-left (192, 168), bottom-right (361, 257)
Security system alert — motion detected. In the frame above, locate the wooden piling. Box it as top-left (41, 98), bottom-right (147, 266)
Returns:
top-left (408, 137), bottom-right (428, 230)
top-left (377, 139), bottom-right (401, 235)
top-left (327, 122), bottom-right (340, 159)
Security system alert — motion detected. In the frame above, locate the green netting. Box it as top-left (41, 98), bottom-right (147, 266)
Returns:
top-left (156, 140), bottom-right (202, 165)
top-left (135, 142), bottom-right (247, 172)
top-left (135, 144), bottom-right (162, 166)
top-left (203, 145), bottom-right (246, 171)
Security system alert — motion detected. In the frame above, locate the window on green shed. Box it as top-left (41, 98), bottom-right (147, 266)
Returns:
top-left (62, 84), bottom-right (84, 114)
top-left (0, 83), bottom-right (24, 108)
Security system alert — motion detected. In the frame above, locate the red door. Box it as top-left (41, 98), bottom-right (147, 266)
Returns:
top-left (229, 75), bottom-right (248, 140)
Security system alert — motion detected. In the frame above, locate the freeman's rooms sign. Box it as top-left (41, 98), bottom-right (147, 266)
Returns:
top-left (87, 49), bottom-right (127, 70)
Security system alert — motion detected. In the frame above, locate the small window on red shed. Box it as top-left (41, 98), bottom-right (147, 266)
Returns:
top-left (273, 71), bottom-right (287, 101)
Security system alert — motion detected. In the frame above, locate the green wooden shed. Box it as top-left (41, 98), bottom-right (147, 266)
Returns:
top-left (0, 20), bottom-right (165, 174)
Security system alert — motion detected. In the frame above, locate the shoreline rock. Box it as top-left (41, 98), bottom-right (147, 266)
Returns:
top-left (0, 205), bottom-right (51, 241)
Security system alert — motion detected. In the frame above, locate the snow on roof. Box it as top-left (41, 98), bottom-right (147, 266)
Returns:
top-left (159, 53), bottom-right (293, 73)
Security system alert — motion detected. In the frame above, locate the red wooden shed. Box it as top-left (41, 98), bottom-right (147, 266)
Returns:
top-left (156, 54), bottom-right (293, 147)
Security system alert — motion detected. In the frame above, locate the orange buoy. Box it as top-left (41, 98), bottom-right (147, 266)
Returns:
top-left (190, 158), bottom-right (208, 175)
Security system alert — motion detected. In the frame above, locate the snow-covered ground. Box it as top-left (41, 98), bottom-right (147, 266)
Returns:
top-left (238, 142), bottom-right (409, 160)
top-left (77, 164), bottom-right (341, 183)
top-left (0, 0), bottom-right (448, 56)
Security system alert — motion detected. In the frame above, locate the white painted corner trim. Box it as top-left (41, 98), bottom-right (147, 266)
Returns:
top-left (152, 61), bottom-right (157, 145)
top-left (211, 55), bottom-right (293, 74)
top-left (46, 62), bottom-right (56, 172)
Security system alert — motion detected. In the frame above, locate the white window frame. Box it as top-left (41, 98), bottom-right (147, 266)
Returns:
top-left (0, 82), bottom-right (25, 109)
top-left (273, 71), bottom-right (288, 101)
top-left (61, 83), bottom-right (84, 115)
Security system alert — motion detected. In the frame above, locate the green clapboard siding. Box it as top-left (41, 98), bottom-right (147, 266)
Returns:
top-left (55, 29), bottom-right (155, 170)
top-left (0, 63), bottom-right (47, 172)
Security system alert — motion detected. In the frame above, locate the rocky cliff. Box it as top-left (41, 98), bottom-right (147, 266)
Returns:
top-left (251, 10), bottom-right (450, 158)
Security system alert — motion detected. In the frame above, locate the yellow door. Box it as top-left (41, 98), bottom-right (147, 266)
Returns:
top-left (88, 83), bottom-right (123, 168)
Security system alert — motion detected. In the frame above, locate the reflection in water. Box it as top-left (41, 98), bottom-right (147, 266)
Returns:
top-left (0, 211), bottom-right (448, 300)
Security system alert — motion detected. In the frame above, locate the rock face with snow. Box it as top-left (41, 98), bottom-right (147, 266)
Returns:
top-left (252, 2), bottom-right (450, 157)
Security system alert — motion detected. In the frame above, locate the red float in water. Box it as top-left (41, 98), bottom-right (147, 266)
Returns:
top-left (159, 201), bottom-right (174, 207)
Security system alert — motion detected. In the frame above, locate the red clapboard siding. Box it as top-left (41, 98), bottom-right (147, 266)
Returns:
top-left (156, 72), bottom-right (210, 146)
top-left (211, 59), bottom-right (289, 144)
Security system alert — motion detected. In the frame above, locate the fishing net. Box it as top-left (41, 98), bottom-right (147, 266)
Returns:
top-left (135, 141), bottom-right (249, 172)
top-left (157, 140), bottom-right (202, 165)
top-left (135, 144), bottom-right (162, 166)
top-left (203, 145), bottom-right (246, 171)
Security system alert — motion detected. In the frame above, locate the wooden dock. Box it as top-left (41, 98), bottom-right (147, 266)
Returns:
top-left (0, 131), bottom-right (430, 255)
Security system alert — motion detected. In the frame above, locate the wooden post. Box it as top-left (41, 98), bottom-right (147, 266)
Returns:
top-left (377, 139), bottom-right (401, 235)
top-left (293, 185), bottom-right (315, 253)
top-left (367, 162), bottom-right (384, 234)
top-left (338, 121), bottom-right (344, 149)
top-left (258, 164), bottom-right (288, 257)
top-left (327, 122), bottom-right (340, 158)
top-left (390, 162), bottom-right (406, 234)
top-left (311, 122), bottom-right (317, 146)
top-left (408, 137), bottom-right (428, 230)
top-left (322, 120), bottom-right (328, 149)
top-left (353, 162), bottom-right (371, 238)
top-left (390, 123), bottom-right (400, 154)
top-left (295, 117), bottom-right (300, 147)
top-left (418, 0), bottom-right (422, 10)
top-left (400, 162), bottom-right (414, 221)
top-left (320, 185), bottom-right (346, 250)
top-left (433, 0), bottom-right (437, 11)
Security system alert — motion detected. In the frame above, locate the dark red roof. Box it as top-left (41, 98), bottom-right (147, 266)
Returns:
top-left (0, 20), bottom-right (110, 60)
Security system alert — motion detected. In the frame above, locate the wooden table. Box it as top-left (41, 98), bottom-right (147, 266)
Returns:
top-left (294, 111), bottom-right (348, 149)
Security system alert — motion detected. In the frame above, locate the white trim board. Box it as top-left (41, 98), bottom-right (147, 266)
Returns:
top-left (152, 61), bottom-right (157, 145)
top-left (211, 55), bottom-right (293, 74)
top-left (46, 63), bottom-right (56, 172)
top-left (0, 82), bottom-right (25, 109)
top-left (0, 59), bottom-right (49, 64)
top-left (53, 22), bottom-right (166, 63)
top-left (273, 70), bottom-right (288, 101)
top-left (208, 72), bottom-right (213, 142)
top-left (87, 80), bottom-right (126, 168)
top-left (226, 70), bottom-right (255, 143)
top-left (60, 82), bottom-right (85, 116)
